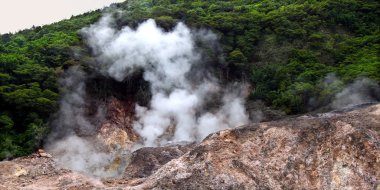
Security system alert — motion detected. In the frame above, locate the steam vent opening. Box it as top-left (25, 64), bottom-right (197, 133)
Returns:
top-left (86, 69), bottom-right (151, 106)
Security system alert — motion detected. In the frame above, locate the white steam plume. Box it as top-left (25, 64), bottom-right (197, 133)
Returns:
top-left (310, 73), bottom-right (380, 111)
top-left (82, 15), bottom-right (249, 146)
top-left (45, 66), bottom-right (115, 177)
top-left (332, 77), bottom-right (380, 109)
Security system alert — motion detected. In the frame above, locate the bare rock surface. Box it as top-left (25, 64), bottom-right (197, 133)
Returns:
top-left (97, 98), bottom-right (139, 151)
top-left (132, 103), bottom-right (380, 190)
top-left (124, 144), bottom-right (195, 178)
top-left (0, 153), bottom-right (105, 190)
top-left (0, 104), bottom-right (379, 189)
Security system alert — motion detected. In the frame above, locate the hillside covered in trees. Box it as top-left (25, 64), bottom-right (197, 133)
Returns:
top-left (0, 0), bottom-right (379, 159)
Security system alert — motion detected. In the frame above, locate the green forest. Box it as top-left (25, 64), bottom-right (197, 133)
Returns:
top-left (0, 0), bottom-right (379, 159)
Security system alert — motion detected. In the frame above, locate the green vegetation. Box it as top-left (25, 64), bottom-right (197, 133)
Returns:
top-left (0, 11), bottom-right (102, 159)
top-left (0, 0), bottom-right (379, 159)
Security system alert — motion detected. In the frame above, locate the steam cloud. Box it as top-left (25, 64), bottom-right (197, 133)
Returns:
top-left (332, 77), bottom-right (380, 109)
top-left (46, 66), bottom-right (115, 177)
top-left (81, 15), bottom-right (249, 146)
top-left (46, 14), bottom-right (249, 176)
top-left (309, 73), bottom-right (380, 111)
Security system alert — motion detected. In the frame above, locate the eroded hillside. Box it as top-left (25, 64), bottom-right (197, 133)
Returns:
top-left (0, 103), bottom-right (379, 189)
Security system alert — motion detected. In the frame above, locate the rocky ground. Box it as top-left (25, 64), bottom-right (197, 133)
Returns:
top-left (0, 103), bottom-right (379, 189)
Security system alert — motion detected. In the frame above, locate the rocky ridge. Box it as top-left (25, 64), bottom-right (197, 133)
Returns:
top-left (0, 103), bottom-right (379, 189)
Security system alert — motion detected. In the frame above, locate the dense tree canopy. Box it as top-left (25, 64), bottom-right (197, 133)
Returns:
top-left (0, 0), bottom-right (379, 159)
top-left (0, 11), bottom-right (101, 159)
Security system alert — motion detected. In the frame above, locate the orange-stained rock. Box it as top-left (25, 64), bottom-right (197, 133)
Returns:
top-left (97, 98), bottom-right (139, 152)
